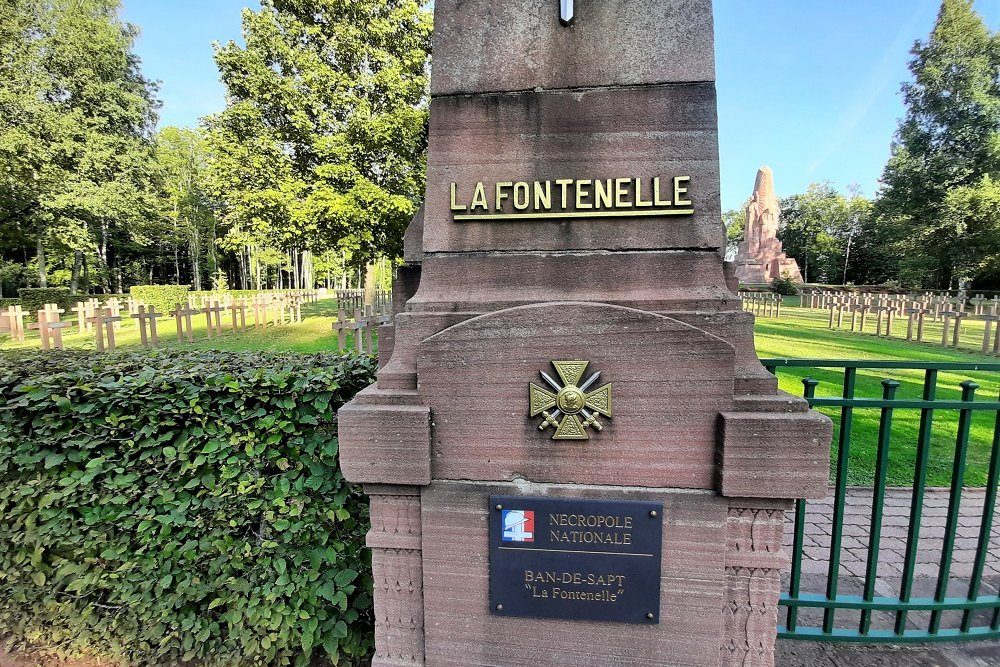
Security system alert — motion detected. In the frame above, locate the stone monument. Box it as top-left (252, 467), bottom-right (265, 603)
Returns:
top-left (733, 167), bottom-right (804, 284)
top-left (339, 2), bottom-right (831, 666)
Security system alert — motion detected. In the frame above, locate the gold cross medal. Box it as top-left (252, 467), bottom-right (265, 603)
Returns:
top-left (529, 361), bottom-right (612, 440)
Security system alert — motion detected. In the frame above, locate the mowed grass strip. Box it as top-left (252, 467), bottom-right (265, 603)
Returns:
top-left (757, 300), bottom-right (999, 487)
top-left (0, 298), bottom-right (368, 354)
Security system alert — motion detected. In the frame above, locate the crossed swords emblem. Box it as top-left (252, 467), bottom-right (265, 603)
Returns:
top-left (529, 361), bottom-right (612, 440)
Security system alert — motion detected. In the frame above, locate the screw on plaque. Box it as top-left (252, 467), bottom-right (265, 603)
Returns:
top-left (646, 612), bottom-right (654, 620)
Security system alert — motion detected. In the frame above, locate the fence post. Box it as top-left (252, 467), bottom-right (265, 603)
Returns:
top-left (929, 380), bottom-right (978, 634)
top-left (785, 377), bottom-right (819, 633)
top-left (859, 379), bottom-right (900, 634)
top-left (960, 387), bottom-right (1000, 632)
top-left (822, 366), bottom-right (857, 634)
top-left (895, 368), bottom-right (939, 634)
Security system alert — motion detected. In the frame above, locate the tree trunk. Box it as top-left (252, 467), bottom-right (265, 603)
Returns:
top-left (255, 247), bottom-right (261, 290)
top-left (69, 251), bottom-right (83, 294)
top-left (191, 228), bottom-right (202, 291)
top-left (174, 237), bottom-right (181, 283)
top-left (36, 229), bottom-right (47, 288)
top-left (842, 232), bottom-right (854, 285)
top-left (99, 220), bottom-right (111, 292)
top-left (364, 263), bottom-right (377, 307)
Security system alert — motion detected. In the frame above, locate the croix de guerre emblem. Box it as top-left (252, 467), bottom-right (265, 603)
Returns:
top-left (529, 361), bottom-right (612, 440)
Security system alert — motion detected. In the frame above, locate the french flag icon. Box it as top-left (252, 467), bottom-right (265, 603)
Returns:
top-left (501, 510), bottom-right (534, 542)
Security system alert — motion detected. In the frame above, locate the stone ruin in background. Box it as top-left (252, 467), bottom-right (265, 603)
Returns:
top-left (733, 166), bottom-right (803, 284)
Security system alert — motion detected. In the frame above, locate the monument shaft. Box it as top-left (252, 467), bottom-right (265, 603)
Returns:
top-left (339, 2), bottom-right (831, 665)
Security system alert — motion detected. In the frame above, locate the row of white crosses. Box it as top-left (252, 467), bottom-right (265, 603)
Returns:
top-left (801, 289), bottom-right (1000, 320)
top-left (3, 292), bottom-right (315, 352)
top-left (187, 289), bottom-right (321, 310)
top-left (0, 304), bottom-right (27, 342)
top-left (331, 305), bottom-right (392, 354)
top-left (738, 292), bottom-right (782, 319)
top-left (811, 290), bottom-right (1000, 354)
top-left (170, 296), bottom-right (305, 344)
top-left (334, 289), bottom-right (392, 313)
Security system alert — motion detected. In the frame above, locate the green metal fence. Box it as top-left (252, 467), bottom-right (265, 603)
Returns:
top-left (761, 359), bottom-right (1000, 642)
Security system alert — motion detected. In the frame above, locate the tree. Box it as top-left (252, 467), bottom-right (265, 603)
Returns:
top-left (156, 127), bottom-right (218, 291)
top-left (942, 174), bottom-right (1000, 281)
top-left (778, 183), bottom-right (881, 285)
top-left (0, 0), bottom-right (160, 293)
top-left (206, 0), bottom-right (432, 282)
top-left (875, 0), bottom-right (1000, 288)
top-left (779, 183), bottom-right (849, 284)
top-left (722, 202), bottom-right (748, 261)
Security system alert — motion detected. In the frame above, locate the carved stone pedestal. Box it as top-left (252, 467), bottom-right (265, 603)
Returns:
top-left (365, 486), bottom-right (425, 666)
top-left (339, 2), bottom-right (831, 665)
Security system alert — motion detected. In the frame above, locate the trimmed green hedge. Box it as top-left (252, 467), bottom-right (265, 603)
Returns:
top-left (0, 350), bottom-right (377, 666)
top-left (0, 297), bottom-right (20, 308)
top-left (130, 285), bottom-right (191, 314)
top-left (18, 287), bottom-right (71, 315)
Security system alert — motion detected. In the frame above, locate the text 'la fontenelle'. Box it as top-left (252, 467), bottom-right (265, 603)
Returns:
top-left (449, 177), bottom-right (695, 221)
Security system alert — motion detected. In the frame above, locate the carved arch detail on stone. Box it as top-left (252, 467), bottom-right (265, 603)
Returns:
top-left (416, 301), bottom-right (737, 489)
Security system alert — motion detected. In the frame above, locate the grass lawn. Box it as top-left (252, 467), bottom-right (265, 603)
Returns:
top-left (758, 299), bottom-right (999, 487)
top-left (4, 294), bottom-right (996, 487)
top-left (0, 297), bottom-right (367, 355)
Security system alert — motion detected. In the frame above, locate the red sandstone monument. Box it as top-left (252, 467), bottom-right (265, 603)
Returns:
top-left (339, 2), bottom-right (831, 665)
top-left (733, 167), bottom-right (804, 284)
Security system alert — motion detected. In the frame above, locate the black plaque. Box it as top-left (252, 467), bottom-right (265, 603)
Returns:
top-left (489, 495), bottom-right (663, 624)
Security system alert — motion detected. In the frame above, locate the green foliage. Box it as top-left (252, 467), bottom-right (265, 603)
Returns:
top-left (876, 0), bottom-right (1000, 288)
top-left (0, 349), bottom-right (377, 666)
top-left (130, 285), bottom-right (191, 314)
top-left (205, 0), bottom-right (432, 268)
top-left (779, 183), bottom-right (878, 285)
top-left (157, 127), bottom-right (219, 291)
top-left (18, 287), bottom-right (70, 314)
top-left (0, 0), bottom-right (161, 292)
top-left (0, 297), bottom-right (21, 308)
top-left (722, 205), bottom-right (747, 260)
top-left (770, 272), bottom-right (800, 296)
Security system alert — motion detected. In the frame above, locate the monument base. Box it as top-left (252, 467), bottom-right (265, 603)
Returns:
top-left (363, 481), bottom-right (790, 667)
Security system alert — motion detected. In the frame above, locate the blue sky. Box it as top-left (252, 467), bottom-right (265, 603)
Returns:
top-left (123, 0), bottom-right (1000, 211)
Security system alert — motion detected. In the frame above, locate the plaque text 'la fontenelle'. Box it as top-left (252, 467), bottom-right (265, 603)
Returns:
top-left (450, 176), bottom-right (694, 221)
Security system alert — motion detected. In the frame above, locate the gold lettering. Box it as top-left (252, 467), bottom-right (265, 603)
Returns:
top-left (576, 180), bottom-right (593, 209)
top-left (634, 178), bottom-right (652, 207)
top-left (556, 179), bottom-right (574, 209)
top-left (595, 179), bottom-right (613, 210)
top-left (534, 181), bottom-right (552, 210)
top-left (653, 177), bottom-right (671, 206)
top-left (674, 176), bottom-right (691, 207)
top-left (450, 183), bottom-right (466, 211)
top-left (470, 182), bottom-right (488, 211)
top-left (513, 182), bottom-right (530, 211)
top-left (495, 182), bottom-right (512, 212)
top-left (615, 178), bottom-right (630, 208)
